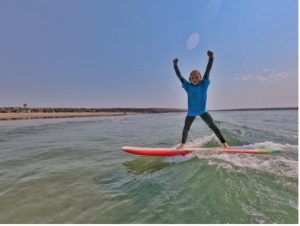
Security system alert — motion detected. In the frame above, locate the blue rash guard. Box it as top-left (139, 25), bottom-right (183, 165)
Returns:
top-left (182, 78), bottom-right (210, 116)
top-left (174, 57), bottom-right (213, 116)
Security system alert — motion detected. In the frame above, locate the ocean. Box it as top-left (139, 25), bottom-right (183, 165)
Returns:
top-left (0, 110), bottom-right (298, 223)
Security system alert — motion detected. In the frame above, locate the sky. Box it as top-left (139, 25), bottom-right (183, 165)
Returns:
top-left (0, 0), bottom-right (298, 109)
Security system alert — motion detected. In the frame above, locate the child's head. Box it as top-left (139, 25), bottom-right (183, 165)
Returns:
top-left (189, 70), bottom-right (202, 85)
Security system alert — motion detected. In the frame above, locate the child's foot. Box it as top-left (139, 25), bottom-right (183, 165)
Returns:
top-left (176, 144), bottom-right (187, 149)
top-left (222, 142), bottom-right (230, 149)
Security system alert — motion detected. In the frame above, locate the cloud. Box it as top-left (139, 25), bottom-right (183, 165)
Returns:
top-left (234, 73), bottom-right (254, 81)
top-left (234, 71), bottom-right (290, 82)
top-left (256, 72), bottom-right (290, 82)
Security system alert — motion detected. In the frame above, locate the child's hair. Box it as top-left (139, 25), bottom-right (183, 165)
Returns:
top-left (189, 70), bottom-right (202, 81)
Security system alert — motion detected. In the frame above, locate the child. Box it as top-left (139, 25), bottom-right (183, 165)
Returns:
top-left (173, 50), bottom-right (229, 149)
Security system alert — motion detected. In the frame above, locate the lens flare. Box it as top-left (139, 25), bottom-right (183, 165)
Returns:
top-left (186, 33), bottom-right (200, 50)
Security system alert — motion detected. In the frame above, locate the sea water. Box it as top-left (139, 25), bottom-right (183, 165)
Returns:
top-left (0, 110), bottom-right (297, 223)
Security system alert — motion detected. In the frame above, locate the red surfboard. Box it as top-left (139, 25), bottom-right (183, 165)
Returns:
top-left (121, 146), bottom-right (280, 156)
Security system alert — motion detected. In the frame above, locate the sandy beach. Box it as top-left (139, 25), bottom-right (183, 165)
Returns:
top-left (0, 112), bottom-right (129, 120)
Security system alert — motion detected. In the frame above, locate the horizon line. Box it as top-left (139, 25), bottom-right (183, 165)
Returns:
top-left (1, 106), bottom-right (298, 111)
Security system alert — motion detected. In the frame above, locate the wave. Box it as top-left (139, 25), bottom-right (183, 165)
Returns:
top-left (163, 135), bottom-right (298, 178)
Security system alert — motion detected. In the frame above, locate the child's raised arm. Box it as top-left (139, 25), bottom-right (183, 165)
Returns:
top-left (173, 58), bottom-right (184, 83)
top-left (203, 50), bottom-right (214, 80)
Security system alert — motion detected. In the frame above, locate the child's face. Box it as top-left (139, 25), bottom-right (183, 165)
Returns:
top-left (189, 71), bottom-right (201, 85)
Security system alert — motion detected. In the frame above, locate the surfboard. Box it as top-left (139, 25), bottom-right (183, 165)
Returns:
top-left (121, 146), bottom-right (280, 156)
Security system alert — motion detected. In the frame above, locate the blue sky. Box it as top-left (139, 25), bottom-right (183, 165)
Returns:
top-left (0, 0), bottom-right (298, 109)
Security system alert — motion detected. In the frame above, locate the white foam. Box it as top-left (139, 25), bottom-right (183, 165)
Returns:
top-left (252, 141), bottom-right (298, 152)
top-left (189, 134), bottom-right (219, 147)
top-left (169, 138), bottom-right (298, 178)
top-left (193, 142), bottom-right (298, 178)
top-left (163, 154), bottom-right (194, 163)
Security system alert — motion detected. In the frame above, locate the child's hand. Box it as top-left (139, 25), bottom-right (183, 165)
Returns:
top-left (207, 50), bottom-right (214, 58)
top-left (173, 58), bottom-right (179, 65)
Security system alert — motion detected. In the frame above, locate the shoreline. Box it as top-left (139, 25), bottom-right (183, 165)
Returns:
top-left (0, 108), bottom-right (186, 121)
top-left (0, 112), bottom-right (132, 121)
top-left (0, 107), bottom-right (297, 121)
